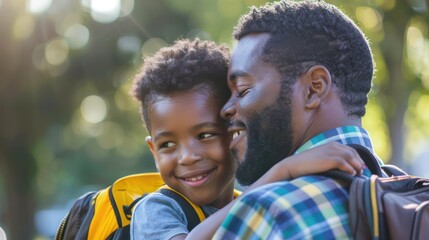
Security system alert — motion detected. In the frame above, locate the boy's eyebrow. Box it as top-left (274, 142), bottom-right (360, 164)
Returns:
top-left (152, 122), bottom-right (222, 142)
top-left (190, 122), bottom-right (220, 132)
top-left (153, 131), bottom-right (173, 142)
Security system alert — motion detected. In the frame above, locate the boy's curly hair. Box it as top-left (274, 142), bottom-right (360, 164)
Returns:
top-left (233, 0), bottom-right (374, 117)
top-left (131, 39), bottom-right (230, 132)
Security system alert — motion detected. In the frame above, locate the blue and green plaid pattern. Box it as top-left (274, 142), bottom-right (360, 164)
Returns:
top-left (213, 126), bottom-right (381, 239)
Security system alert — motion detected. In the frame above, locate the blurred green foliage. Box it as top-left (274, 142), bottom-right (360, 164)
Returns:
top-left (0, 0), bottom-right (429, 239)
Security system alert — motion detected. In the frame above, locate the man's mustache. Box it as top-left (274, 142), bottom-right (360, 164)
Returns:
top-left (226, 120), bottom-right (246, 129)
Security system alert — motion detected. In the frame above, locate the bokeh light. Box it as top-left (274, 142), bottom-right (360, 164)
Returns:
top-left (91, 0), bottom-right (120, 23)
top-left (406, 25), bottom-right (425, 75)
top-left (13, 13), bottom-right (35, 40)
top-left (65, 24), bottom-right (90, 49)
top-left (27, 0), bottom-right (51, 14)
top-left (141, 38), bottom-right (168, 57)
top-left (120, 0), bottom-right (135, 17)
top-left (80, 0), bottom-right (90, 10)
top-left (80, 95), bottom-right (108, 124)
top-left (117, 35), bottom-right (141, 59)
top-left (55, 12), bottom-right (83, 36)
top-left (356, 6), bottom-right (382, 31)
top-left (45, 38), bottom-right (69, 66)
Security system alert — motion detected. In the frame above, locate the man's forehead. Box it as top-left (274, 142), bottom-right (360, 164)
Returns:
top-left (229, 33), bottom-right (270, 74)
top-left (233, 33), bottom-right (270, 57)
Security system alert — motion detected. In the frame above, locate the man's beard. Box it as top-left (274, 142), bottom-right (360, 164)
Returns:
top-left (235, 84), bottom-right (294, 186)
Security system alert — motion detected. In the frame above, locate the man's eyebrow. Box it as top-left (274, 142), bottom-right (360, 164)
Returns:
top-left (229, 70), bottom-right (249, 81)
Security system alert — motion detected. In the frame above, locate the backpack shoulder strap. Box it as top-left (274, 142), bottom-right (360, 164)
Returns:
top-left (54, 191), bottom-right (97, 240)
top-left (109, 173), bottom-right (165, 226)
top-left (347, 144), bottom-right (384, 177)
top-left (158, 186), bottom-right (206, 231)
top-left (320, 144), bottom-right (384, 184)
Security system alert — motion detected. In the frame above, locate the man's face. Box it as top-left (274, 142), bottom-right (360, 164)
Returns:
top-left (221, 33), bottom-right (296, 186)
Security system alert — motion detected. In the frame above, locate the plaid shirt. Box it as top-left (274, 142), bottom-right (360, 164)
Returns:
top-left (213, 126), bottom-right (382, 240)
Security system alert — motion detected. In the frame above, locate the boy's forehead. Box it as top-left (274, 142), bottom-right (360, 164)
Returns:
top-left (147, 90), bottom-right (225, 135)
top-left (153, 86), bottom-right (219, 104)
top-left (149, 89), bottom-right (220, 114)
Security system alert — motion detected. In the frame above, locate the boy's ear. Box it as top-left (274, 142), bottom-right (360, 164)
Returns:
top-left (145, 136), bottom-right (160, 171)
top-left (304, 65), bottom-right (332, 110)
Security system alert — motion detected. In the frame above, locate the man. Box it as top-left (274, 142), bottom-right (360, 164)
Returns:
top-left (213, 0), bottom-right (381, 239)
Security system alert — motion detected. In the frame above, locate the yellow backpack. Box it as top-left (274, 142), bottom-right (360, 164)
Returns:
top-left (55, 173), bottom-right (237, 239)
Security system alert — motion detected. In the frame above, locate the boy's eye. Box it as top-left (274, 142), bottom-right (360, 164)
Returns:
top-left (199, 133), bottom-right (215, 140)
top-left (160, 141), bottom-right (176, 149)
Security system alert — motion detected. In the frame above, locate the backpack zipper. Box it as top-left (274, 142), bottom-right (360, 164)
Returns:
top-left (54, 213), bottom-right (69, 240)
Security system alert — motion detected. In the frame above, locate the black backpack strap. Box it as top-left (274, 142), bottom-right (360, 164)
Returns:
top-left (123, 195), bottom-right (145, 220)
top-left (321, 144), bottom-right (385, 184)
top-left (159, 188), bottom-right (203, 232)
top-left (347, 144), bottom-right (384, 177)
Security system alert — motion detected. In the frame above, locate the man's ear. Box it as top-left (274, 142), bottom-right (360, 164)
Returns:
top-left (304, 65), bottom-right (332, 109)
top-left (146, 136), bottom-right (160, 170)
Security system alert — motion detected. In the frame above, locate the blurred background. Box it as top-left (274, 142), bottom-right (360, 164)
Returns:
top-left (0, 0), bottom-right (429, 239)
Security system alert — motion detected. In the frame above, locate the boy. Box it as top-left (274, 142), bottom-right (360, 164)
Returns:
top-left (130, 39), bottom-right (363, 239)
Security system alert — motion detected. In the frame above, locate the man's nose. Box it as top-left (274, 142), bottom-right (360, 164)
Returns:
top-left (221, 100), bottom-right (236, 120)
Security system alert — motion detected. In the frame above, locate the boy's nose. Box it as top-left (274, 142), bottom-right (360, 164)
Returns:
top-left (178, 144), bottom-right (202, 165)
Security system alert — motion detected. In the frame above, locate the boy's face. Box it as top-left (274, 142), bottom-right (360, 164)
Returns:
top-left (146, 89), bottom-right (236, 208)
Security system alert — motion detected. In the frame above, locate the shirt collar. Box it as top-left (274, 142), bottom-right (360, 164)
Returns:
top-left (295, 126), bottom-right (373, 154)
top-left (294, 126), bottom-right (382, 176)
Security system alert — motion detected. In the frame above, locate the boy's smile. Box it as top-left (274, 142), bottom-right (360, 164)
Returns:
top-left (146, 87), bottom-right (236, 208)
top-left (176, 167), bottom-right (215, 187)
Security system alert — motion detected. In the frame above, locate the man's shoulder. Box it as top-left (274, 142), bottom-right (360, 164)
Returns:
top-left (242, 175), bottom-right (348, 205)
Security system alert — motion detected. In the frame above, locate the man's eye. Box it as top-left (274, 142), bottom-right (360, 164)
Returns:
top-left (237, 88), bottom-right (249, 97)
top-left (160, 142), bottom-right (176, 149)
top-left (199, 133), bottom-right (215, 140)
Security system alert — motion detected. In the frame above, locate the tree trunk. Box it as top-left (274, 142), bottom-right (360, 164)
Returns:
top-left (0, 1), bottom-right (38, 238)
top-left (0, 149), bottom-right (36, 240)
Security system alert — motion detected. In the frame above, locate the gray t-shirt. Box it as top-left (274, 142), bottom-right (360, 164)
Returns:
top-left (130, 192), bottom-right (218, 240)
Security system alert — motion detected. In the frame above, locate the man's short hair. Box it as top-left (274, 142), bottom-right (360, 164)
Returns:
top-left (131, 39), bottom-right (230, 132)
top-left (233, 0), bottom-right (374, 117)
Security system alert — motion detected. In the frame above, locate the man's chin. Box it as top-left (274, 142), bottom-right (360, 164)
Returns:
top-left (235, 161), bottom-right (262, 186)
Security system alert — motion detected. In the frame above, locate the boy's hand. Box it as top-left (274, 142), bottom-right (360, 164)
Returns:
top-left (280, 142), bottom-right (364, 179)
